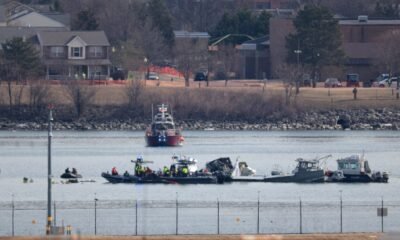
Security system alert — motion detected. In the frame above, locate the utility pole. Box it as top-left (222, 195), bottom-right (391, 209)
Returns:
top-left (46, 105), bottom-right (54, 235)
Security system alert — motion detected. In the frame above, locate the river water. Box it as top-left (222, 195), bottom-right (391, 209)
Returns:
top-left (0, 130), bottom-right (399, 202)
top-left (1, 130), bottom-right (400, 235)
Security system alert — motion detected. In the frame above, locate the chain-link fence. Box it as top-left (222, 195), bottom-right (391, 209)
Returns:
top-left (1, 199), bottom-right (399, 236)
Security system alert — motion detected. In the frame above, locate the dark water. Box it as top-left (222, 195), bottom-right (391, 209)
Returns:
top-left (0, 130), bottom-right (399, 202)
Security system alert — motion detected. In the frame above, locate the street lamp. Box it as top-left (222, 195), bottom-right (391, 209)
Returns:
top-left (144, 57), bottom-right (149, 80)
top-left (294, 49), bottom-right (302, 94)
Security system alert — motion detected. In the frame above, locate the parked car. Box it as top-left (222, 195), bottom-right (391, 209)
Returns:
top-left (372, 73), bottom-right (398, 88)
top-left (324, 78), bottom-right (342, 88)
top-left (194, 72), bottom-right (208, 81)
top-left (301, 74), bottom-right (312, 87)
top-left (111, 67), bottom-right (126, 80)
top-left (146, 72), bottom-right (159, 80)
top-left (346, 73), bottom-right (360, 87)
top-left (373, 78), bottom-right (399, 88)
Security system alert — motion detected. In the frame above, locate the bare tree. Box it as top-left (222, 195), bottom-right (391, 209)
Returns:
top-left (174, 37), bottom-right (208, 87)
top-left (127, 18), bottom-right (168, 73)
top-left (61, 0), bottom-right (139, 43)
top-left (63, 80), bottom-right (97, 118)
top-left (210, 44), bottom-right (237, 87)
top-left (277, 63), bottom-right (301, 105)
top-left (29, 80), bottom-right (51, 114)
top-left (167, 0), bottom-right (233, 32)
top-left (377, 30), bottom-right (400, 76)
top-left (125, 78), bottom-right (145, 109)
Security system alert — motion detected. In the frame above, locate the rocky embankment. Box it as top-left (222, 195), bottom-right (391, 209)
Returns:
top-left (1, 108), bottom-right (400, 131)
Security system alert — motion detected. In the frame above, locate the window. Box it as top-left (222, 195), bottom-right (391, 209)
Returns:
top-left (89, 47), bottom-right (103, 58)
top-left (70, 47), bottom-right (83, 57)
top-left (50, 47), bottom-right (64, 57)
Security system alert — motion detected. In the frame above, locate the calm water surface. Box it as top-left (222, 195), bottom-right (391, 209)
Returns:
top-left (0, 130), bottom-right (400, 202)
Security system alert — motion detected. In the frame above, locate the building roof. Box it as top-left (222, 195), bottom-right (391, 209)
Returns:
top-left (340, 19), bottom-right (400, 25)
top-left (0, 26), bottom-right (67, 44)
top-left (174, 30), bottom-right (210, 39)
top-left (37, 31), bottom-right (110, 46)
top-left (238, 36), bottom-right (269, 50)
top-left (42, 12), bottom-right (70, 27)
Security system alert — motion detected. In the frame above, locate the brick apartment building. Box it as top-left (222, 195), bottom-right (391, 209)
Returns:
top-left (270, 16), bottom-right (400, 82)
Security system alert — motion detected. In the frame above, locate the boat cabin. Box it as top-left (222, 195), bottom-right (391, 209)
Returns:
top-left (337, 155), bottom-right (371, 175)
top-left (171, 155), bottom-right (198, 174)
top-left (293, 158), bottom-right (321, 174)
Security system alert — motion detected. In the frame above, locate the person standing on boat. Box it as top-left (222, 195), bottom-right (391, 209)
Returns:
top-left (163, 166), bottom-right (170, 176)
top-left (170, 164), bottom-right (176, 177)
top-left (112, 167), bottom-right (118, 176)
top-left (182, 165), bottom-right (189, 177)
top-left (65, 168), bottom-right (70, 174)
top-left (72, 168), bottom-right (78, 175)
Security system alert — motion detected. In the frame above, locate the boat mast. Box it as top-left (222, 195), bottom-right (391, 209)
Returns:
top-left (161, 103), bottom-right (165, 120)
top-left (151, 104), bottom-right (154, 122)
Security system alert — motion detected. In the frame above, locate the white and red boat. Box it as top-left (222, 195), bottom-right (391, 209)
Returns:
top-left (145, 104), bottom-right (184, 147)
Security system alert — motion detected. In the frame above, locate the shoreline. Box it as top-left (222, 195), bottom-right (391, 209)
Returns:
top-left (1, 108), bottom-right (400, 131)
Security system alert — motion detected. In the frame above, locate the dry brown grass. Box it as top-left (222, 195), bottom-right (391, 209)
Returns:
top-left (1, 79), bottom-right (400, 115)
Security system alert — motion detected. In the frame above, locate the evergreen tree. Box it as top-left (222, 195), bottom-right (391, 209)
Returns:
top-left (148, 0), bottom-right (175, 48)
top-left (0, 37), bottom-right (43, 112)
top-left (285, 5), bottom-right (345, 85)
top-left (374, 0), bottom-right (400, 19)
top-left (0, 37), bottom-right (42, 81)
top-left (210, 9), bottom-right (270, 45)
top-left (72, 9), bottom-right (99, 31)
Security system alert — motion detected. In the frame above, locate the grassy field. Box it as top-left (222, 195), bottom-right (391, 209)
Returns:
top-left (1, 78), bottom-right (400, 110)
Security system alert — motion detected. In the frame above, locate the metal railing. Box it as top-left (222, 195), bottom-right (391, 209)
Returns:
top-left (0, 199), bottom-right (399, 236)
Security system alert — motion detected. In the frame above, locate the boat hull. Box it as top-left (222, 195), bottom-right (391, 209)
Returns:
top-left (160, 176), bottom-right (218, 184)
top-left (101, 172), bottom-right (167, 184)
top-left (264, 170), bottom-right (325, 183)
top-left (102, 172), bottom-right (218, 184)
top-left (146, 135), bottom-right (183, 147)
top-left (338, 174), bottom-right (388, 183)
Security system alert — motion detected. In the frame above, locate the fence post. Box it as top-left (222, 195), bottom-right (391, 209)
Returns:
top-left (257, 191), bottom-right (260, 234)
top-left (94, 194), bottom-right (98, 235)
top-left (135, 200), bottom-right (138, 236)
top-left (299, 198), bottom-right (302, 234)
top-left (217, 198), bottom-right (220, 235)
top-left (11, 194), bottom-right (14, 237)
top-left (340, 190), bottom-right (343, 233)
top-left (53, 201), bottom-right (56, 226)
top-left (176, 192), bottom-right (178, 235)
top-left (381, 197), bottom-right (384, 233)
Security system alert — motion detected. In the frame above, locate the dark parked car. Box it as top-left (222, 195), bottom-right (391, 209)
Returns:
top-left (194, 72), bottom-right (208, 81)
top-left (111, 67), bottom-right (126, 80)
